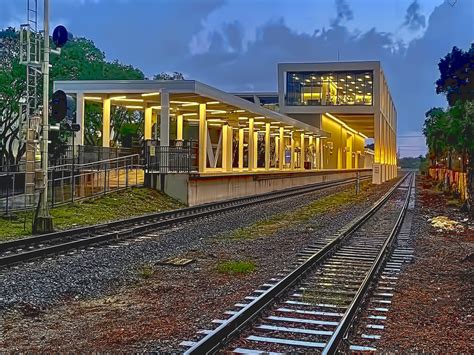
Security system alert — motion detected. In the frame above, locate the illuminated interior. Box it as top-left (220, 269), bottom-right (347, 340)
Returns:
top-left (286, 71), bottom-right (373, 106)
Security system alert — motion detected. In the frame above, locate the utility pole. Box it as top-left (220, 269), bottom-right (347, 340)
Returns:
top-left (35, 0), bottom-right (53, 232)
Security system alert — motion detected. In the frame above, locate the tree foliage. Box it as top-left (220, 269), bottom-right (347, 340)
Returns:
top-left (435, 44), bottom-right (474, 106)
top-left (425, 44), bottom-right (474, 209)
top-left (153, 72), bottom-right (184, 80)
top-left (0, 27), bottom-right (146, 165)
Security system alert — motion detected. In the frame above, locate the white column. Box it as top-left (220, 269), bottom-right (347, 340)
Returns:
top-left (75, 93), bottom-right (85, 146)
top-left (275, 136), bottom-right (279, 168)
top-left (290, 132), bottom-right (295, 170)
top-left (153, 111), bottom-right (158, 140)
top-left (144, 107), bottom-right (152, 140)
top-left (177, 114), bottom-right (183, 141)
top-left (102, 96), bottom-right (110, 148)
top-left (238, 128), bottom-right (244, 170)
top-left (308, 136), bottom-right (314, 169)
top-left (265, 122), bottom-right (270, 170)
top-left (279, 127), bottom-right (284, 170)
top-left (300, 133), bottom-right (305, 170)
top-left (317, 137), bottom-right (322, 169)
top-left (199, 103), bottom-right (207, 173)
top-left (248, 117), bottom-right (254, 171)
top-left (222, 125), bottom-right (233, 172)
top-left (160, 91), bottom-right (170, 146)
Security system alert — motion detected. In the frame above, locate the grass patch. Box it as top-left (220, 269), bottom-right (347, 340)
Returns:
top-left (224, 181), bottom-right (372, 241)
top-left (0, 187), bottom-right (183, 241)
top-left (217, 260), bottom-right (256, 274)
top-left (138, 264), bottom-right (155, 279)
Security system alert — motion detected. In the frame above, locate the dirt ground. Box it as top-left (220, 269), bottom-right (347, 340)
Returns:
top-left (378, 175), bottom-right (473, 352)
top-left (2, 181), bottom-right (394, 352)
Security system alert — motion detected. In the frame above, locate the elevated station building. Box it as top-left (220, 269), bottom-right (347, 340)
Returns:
top-left (54, 61), bottom-right (397, 205)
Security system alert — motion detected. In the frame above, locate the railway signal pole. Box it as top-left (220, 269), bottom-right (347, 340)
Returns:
top-left (34, 0), bottom-right (53, 233)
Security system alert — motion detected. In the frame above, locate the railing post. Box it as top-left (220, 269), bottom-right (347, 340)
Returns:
top-left (126, 157), bottom-right (129, 188)
top-left (51, 171), bottom-right (55, 208)
top-left (356, 171), bottom-right (360, 195)
top-left (104, 163), bottom-right (107, 195)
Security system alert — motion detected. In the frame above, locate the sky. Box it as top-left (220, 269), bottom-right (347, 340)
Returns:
top-left (1, 0), bottom-right (473, 157)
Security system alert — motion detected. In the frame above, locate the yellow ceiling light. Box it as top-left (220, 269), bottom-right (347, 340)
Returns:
top-left (238, 116), bottom-right (248, 120)
top-left (183, 113), bottom-right (198, 116)
top-left (113, 98), bottom-right (144, 102)
top-left (357, 78), bottom-right (363, 81)
top-left (84, 96), bottom-right (102, 100)
top-left (141, 92), bottom-right (160, 97)
top-left (207, 119), bottom-right (226, 123)
top-left (181, 102), bottom-right (200, 107)
top-left (253, 122), bottom-right (265, 125)
top-left (125, 105), bottom-right (143, 109)
top-left (208, 110), bottom-right (227, 114)
top-left (110, 96), bottom-right (126, 100)
top-left (325, 113), bottom-right (366, 139)
top-left (254, 116), bottom-right (265, 119)
top-left (284, 125), bottom-right (293, 129)
top-left (235, 109), bottom-right (245, 113)
top-left (365, 74), bottom-right (371, 79)
top-left (207, 101), bottom-right (220, 105)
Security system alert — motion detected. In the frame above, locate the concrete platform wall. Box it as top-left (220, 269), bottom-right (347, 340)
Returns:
top-left (147, 169), bottom-right (372, 206)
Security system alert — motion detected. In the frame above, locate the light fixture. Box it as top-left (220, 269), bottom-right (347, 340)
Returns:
top-left (305, 79), bottom-right (310, 82)
top-left (351, 81), bottom-right (355, 84)
top-left (112, 98), bottom-right (144, 102)
top-left (340, 78), bottom-right (345, 82)
top-left (238, 117), bottom-right (248, 120)
top-left (110, 96), bottom-right (126, 100)
top-left (125, 105), bottom-right (143, 109)
top-left (254, 116), bottom-right (265, 119)
top-left (368, 81), bottom-right (373, 84)
top-left (365, 74), bottom-right (371, 79)
top-left (181, 102), bottom-right (199, 106)
top-left (151, 105), bottom-right (162, 109)
top-left (141, 92), bottom-right (160, 97)
top-left (294, 76), bottom-right (300, 80)
top-left (207, 101), bottom-right (220, 105)
top-left (170, 100), bottom-right (191, 104)
top-left (183, 113), bottom-right (198, 116)
top-left (235, 109), bottom-right (245, 113)
top-left (325, 113), bottom-right (366, 139)
top-left (207, 119), bottom-right (226, 123)
top-left (347, 75), bottom-right (352, 79)
top-left (207, 110), bottom-right (227, 114)
top-left (357, 78), bottom-right (362, 81)
top-left (84, 96), bottom-right (102, 100)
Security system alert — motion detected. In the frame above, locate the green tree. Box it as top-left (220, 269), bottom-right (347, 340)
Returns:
top-left (0, 27), bottom-right (26, 166)
top-left (436, 44), bottom-right (474, 106)
top-left (153, 72), bottom-right (184, 80)
top-left (423, 107), bottom-right (449, 165)
top-left (0, 28), bottom-right (146, 166)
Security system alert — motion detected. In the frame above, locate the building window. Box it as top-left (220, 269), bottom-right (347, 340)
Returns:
top-left (285, 71), bottom-right (373, 106)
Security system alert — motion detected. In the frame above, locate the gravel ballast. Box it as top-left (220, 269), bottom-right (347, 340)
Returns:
top-left (1, 179), bottom-right (397, 352)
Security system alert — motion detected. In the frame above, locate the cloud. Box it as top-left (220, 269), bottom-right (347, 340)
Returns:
top-left (331, 0), bottom-right (354, 27)
top-left (172, 0), bottom-right (472, 158)
top-left (403, 0), bottom-right (426, 31)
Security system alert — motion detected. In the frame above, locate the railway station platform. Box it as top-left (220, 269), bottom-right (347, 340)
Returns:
top-left (146, 168), bottom-right (371, 206)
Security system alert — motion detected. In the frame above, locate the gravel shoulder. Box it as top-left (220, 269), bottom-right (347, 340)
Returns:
top-left (1, 179), bottom-right (397, 352)
top-left (377, 175), bottom-right (473, 352)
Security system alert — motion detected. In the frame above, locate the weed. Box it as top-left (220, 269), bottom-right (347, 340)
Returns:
top-left (217, 260), bottom-right (256, 274)
top-left (138, 264), bottom-right (155, 279)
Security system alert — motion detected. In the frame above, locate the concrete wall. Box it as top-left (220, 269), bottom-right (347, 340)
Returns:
top-left (187, 169), bottom-right (371, 206)
top-left (145, 173), bottom-right (189, 205)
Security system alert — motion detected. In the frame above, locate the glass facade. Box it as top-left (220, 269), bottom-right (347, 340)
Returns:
top-left (286, 70), bottom-right (373, 106)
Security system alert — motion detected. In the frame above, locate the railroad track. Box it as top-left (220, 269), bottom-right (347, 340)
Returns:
top-left (181, 172), bottom-right (414, 354)
top-left (0, 176), bottom-right (370, 267)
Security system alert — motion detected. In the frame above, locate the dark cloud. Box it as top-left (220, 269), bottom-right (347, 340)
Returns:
top-left (174, 0), bottom-right (472, 150)
top-left (403, 0), bottom-right (426, 31)
top-left (331, 0), bottom-right (354, 27)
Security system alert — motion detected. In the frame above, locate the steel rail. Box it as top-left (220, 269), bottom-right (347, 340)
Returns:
top-left (0, 176), bottom-right (370, 267)
top-left (184, 173), bottom-right (411, 355)
top-left (322, 172), bottom-right (414, 354)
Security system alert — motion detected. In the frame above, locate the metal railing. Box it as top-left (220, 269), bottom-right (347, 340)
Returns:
top-left (144, 140), bottom-right (197, 173)
top-left (0, 154), bottom-right (143, 213)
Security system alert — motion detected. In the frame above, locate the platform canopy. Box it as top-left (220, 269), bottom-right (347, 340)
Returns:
top-left (54, 80), bottom-right (330, 140)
